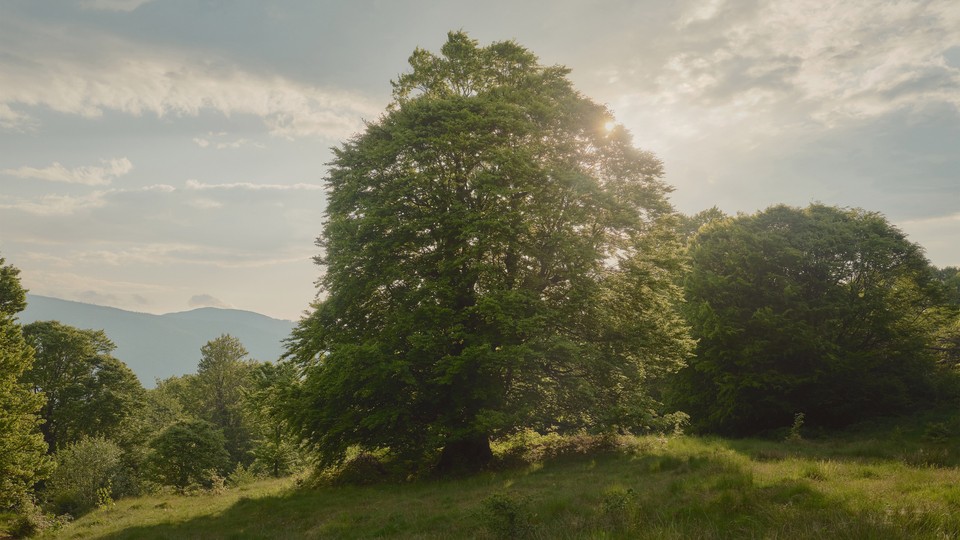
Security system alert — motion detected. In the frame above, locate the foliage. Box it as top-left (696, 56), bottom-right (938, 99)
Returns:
top-left (22, 320), bottom-right (145, 449)
top-left (323, 452), bottom-right (390, 486)
top-left (676, 206), bottom-right (728, 242)
top-left (148, 420), bottom-right (230, 489)
top-left (0, 255), bottom-right (48, 511)
top-left (244, 361), bottom-right (303, 477)
top-left (226, 463), bottom-right (258, 487)
top-left (152, 335), bottom-right (258, 467)
top-left (48, 416), bottom-right (960, 539)
top-left (935, 266), bottom-right (960, 307)
top-left (478, 493), bottom-right (533, 539)
top-left (286, 31), bottom-right (692, 471)
top-left (786, 413), bottom-right (805, 443)
top-left (673, 204), bottom-right (949, 435)
top-left (6, 495), bottom-right (69, 539)
top-left (45, 436), bottom-right (127, 516)
top-left (193, 334), bottom-right (257, 465)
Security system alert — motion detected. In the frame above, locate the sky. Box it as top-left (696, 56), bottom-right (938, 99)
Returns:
top-left (1, 0), bottom-right (958, 321)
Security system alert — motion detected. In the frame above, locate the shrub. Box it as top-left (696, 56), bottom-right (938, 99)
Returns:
top-left (44, 437), bottom-right (126, 516)
top-left (8, 496), bottom-right (70, 538)
top-left (478, 493), bottom-right (533, 539)
top-left (227, 463), bottom-right (258, 487)
top-left (922, 422), bottom-right (951, 444)
top-left (786, 412), bottom-right (805, 443)
top-left (329, 452), bottom-right (389, 486)
top-left (149, 420), bottom-right (230, 489)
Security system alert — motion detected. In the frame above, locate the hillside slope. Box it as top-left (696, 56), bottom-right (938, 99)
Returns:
top-left (18, 295), bottom-right (296, 387)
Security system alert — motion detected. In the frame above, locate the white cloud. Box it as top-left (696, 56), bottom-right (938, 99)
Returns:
top-left (185, 179), bottom-right (323, 191)
top-left (0, 23), bottom-right (381, 138)
top-left (677, 0), bottom-right (727, 27)
top-left (0, 103), bottom-right (36, 131)
top-left (1, 158), bottom-right (133, 186)
top-left (187, 294), bottom-right (230, 309)
top-left (608, 0), bottom-right (960, 149)
top-left (193, 133), bottom-right (265, 150)
top-left (0, 183), bottom-right (174, 216)
top-left (0, 191), bottom-right (110, 216)
top-left (76, 289), bottom-right (149, 306)
top-left (78, 0), bottom-right (154, 12)
top-left (187, 198), bottom-right (223, 209)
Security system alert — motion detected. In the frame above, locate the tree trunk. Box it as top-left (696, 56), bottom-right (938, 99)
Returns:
top-left (436, 433), bottom-right (493, 475)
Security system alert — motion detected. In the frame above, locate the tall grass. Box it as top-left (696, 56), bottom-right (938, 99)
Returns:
top-left (44, 414), bottom-right (960, 539)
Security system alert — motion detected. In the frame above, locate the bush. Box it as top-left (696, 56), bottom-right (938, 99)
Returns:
top-left (149, 420), bottom-right (230, 489)
top-left (227, 463), bottom-right (258, 487)
top-left (478, 493), bottom-right (533, 539)
top-left (8, 496), bottom-right (70, 538)
top-left (44, 437), bottom-right (127, 516)
top-left (329, 452), bottom-right (389, 486)
top-left (492, 430), bottom-right (620, 465)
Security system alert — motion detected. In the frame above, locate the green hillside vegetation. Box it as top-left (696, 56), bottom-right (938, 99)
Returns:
top-left (39, 415), bottom-right (960, 539)
top-left (19, 295), bottom-right (294, 386)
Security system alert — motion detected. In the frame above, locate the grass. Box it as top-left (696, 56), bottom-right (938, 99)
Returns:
top-left (41, 414), bottom-right (960, 539)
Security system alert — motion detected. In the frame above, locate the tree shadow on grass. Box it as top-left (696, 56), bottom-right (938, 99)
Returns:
top-left (87, 448), bottom-right (960, 540)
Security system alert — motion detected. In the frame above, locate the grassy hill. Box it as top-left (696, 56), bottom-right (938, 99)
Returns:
top-left (18, 295), bottom-right (295, 387)
top-left (41, 415), bottom-right (960, 539)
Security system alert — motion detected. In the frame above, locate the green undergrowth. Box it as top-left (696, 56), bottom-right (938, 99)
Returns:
top-left (44, 414), bottom-right (960, 539)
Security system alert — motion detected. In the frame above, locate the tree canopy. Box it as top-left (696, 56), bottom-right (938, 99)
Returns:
top-left (672, 204), bottom-right (948, 435)
top-left (149, 420), bottom-right (230, 489)
top-left (0, 256), bottom-right (48, 510)
top-left (23, 321), bottom-right (144, 449)
top-left (286, 31), bottom-right (692, 471)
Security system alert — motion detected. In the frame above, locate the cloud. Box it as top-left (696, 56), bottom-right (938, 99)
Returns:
top-left (0, 191), bottom-right (110, 216)
top-left (0, 183), bottom-right (173, 216)
top-left (193, 132), bottom-right (265, 150)
top-left (185, 180), bottom-right (323, 191)
top-left (603, 0), bottom-right (960, 154)
top-left (677, 0), bottom-right (728, 27)
top-left (1, 158), bottom-right (133, 185)
top-left (0, 103), bottom-right (36, 131)
top-left (0, 19), bottom-right (381, 138)
top-left (188, 294), bottom-right (230, 309)
top-left (187, 198), bottom-right (223, 210)
top-left (76, 289), bottom-right (150, 307)
top-left (78, 0), bottom-right (154, 12)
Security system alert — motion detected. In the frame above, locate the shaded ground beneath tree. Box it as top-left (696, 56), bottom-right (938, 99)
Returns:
top-left (50, 425), bottom-right (960, 539)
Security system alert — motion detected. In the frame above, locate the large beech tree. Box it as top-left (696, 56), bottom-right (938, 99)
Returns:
top-left (287, 32), bottom-right (692, 471)
top-left (673, 204), bottom-right (949, 435)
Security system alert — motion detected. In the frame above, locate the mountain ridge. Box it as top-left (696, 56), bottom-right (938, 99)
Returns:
top-left (19, 295), bottom-right (297, 388)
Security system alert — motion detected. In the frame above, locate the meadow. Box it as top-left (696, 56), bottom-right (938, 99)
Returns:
top-left (42, 412), bottom-right (960, 539)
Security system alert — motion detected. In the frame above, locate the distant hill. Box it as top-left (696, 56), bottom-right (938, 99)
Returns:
top-left (18, 295), bottom-right (296, 387)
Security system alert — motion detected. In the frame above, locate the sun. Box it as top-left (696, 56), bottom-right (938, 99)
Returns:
top-left (603, 120), bottom-right (616, 132)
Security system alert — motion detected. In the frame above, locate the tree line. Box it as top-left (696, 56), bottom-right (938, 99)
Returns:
top-left (0, 265), bottom-right (300, 530)
top-left (2, 31), bottom-right (959, 532)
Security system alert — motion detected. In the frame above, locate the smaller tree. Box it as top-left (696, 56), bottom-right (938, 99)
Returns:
top-left (243, 362), bottom-right (302, 477)
top-left (0, 256), bottom-right (48, 511)
top-left (44, 437), bottom-right (125, 516)
top-left (193, 335), bottom-right (257, 465)
top-left (23, 321), bottom-right (144, 449)
top-left (149, 420), bottom-right (230, 489)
